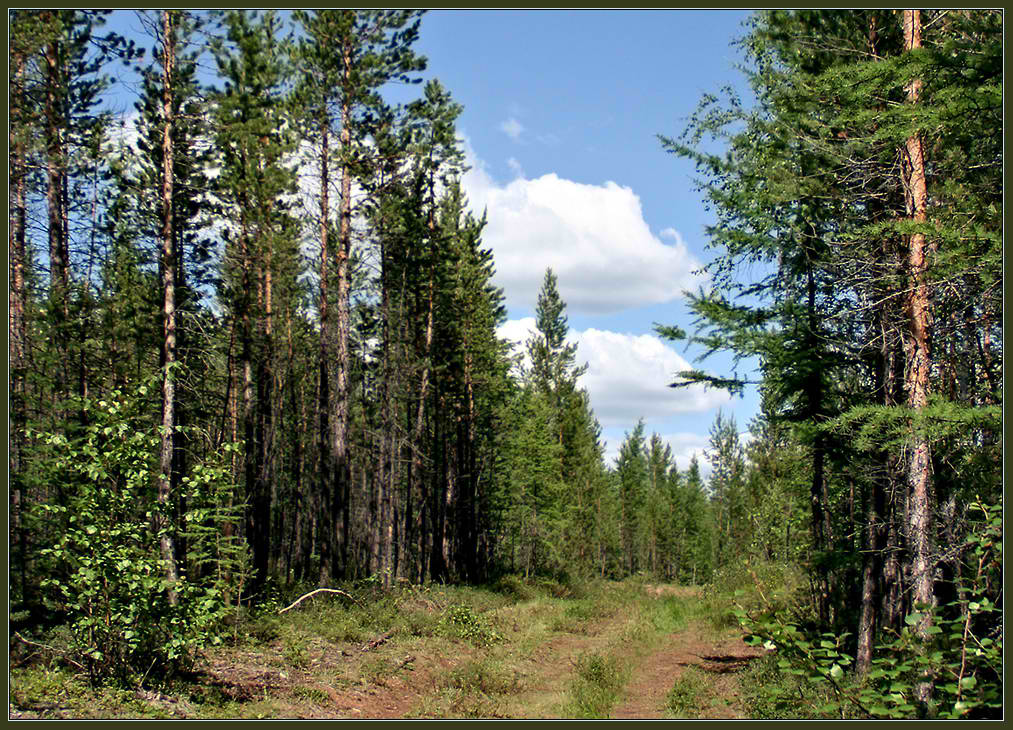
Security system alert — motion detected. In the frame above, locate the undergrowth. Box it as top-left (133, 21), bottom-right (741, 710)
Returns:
top-left (566, 651), bottom-right (628, 719)
top-left (665, 666), bottom-right (709, 719)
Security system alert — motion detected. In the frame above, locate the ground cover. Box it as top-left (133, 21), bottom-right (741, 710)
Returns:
top-left (9, 577), bottom-right (762, 719)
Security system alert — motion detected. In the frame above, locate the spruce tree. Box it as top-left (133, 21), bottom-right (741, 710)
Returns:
top-left (615, 420), bottom-right (648, 575)
top-left (661, 9), bottom-right (1001, 685)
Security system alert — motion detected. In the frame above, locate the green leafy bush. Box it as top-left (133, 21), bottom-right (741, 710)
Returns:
top-left (439, 605), bottom-right (503, 647)
top-left (665, 666), bottom-right (708, 718)
top-left (29, 381), bottom-right (247, 682)
top-left (736, 500), bottom-right (1002, 719)
top-left (443, 658), bottom-right (518, 696)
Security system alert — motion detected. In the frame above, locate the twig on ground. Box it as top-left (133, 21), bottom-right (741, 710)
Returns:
top-left (360, 632), bottom-right (393, 652)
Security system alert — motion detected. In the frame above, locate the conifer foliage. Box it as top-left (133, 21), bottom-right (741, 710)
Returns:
top-left (7, 11), bottom-right (1000, 712)
top-left (660, 9), bottom-right (1001, 717)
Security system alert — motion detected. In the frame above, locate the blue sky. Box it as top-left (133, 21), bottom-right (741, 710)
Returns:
top-left (406, 10), bottom-right (762, 469)
top-left (102, 9), bottom-right (762, 473)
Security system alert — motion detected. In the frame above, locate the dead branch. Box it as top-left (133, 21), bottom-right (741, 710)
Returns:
top-left (277, 588), bottom-right (360, 614)
top-left (360, 632), bottom-right (393, 652)
top-left (12, 631), bottom-right (87, 671)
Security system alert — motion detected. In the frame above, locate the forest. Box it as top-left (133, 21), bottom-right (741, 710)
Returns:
top-left (8, 9), bottom-right (1002, 720)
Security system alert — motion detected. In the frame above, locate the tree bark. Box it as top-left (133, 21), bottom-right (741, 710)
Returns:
top-left (330, 52), bottom-right (353, 580)
top-left (9, 41), bottom-right (29, 602)
top-left (802, 253), bottom-right (831, 625)
top-left (44, 27), bottom-right (70, 401)
top-left (901, 6), bottom-right (935, 620)
top-left (317, 116), bottom-right (336, 585)
top-left (901, 7), bottom-right (936, 708)
top-left (157, 10), bottom-right (181, 606)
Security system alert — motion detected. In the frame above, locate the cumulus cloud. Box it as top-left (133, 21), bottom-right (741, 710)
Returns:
top-left (460, 138), bottom-right (704, 315)
top-left (659, 227), bottom-right (687, 246)
top-left (576, 328), bottom-right (730, 428)
top-left (659, 432), bottom-right (712, 474)
top-left (499, 117), bottom-right (525, 140)
top-left (496, 319), bottom-right (729, 428)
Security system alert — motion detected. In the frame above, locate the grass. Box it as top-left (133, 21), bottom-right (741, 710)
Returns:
top-left (665, 666), bottom-right (709, 719)
top-left (565, 651), bottom-right (628, 718)
top-left (10, 574), bottom-right (755, 720)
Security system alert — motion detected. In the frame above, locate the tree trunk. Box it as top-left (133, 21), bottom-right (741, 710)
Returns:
top-left (901, 7), bottom-right (935, 708)
top-left (332, 69), bottom-right (353, 579)
top-left (45, 30), bottom-right (70, 402)
top-left (157, 10), bottom-right (181, 606)
top-left (317, 117), bottom-right (335, 585)
top-left (9, 44), bottom-right (29, 602)
top-left (802, 255), bottom-right (832, 625)
top-left (901, 5), bottom-right (935, 621)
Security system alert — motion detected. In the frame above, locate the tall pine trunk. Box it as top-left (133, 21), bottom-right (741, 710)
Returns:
top-left (9, 45), bottom-right (29, 601)
top-left (331, 78), bottom-right (353, 581)
top-left (45, 29), bottom-right (70, 406)
top-left (316, 117), bottom-right (336, 585)
top-left (901, 7), bottom-right (935, 707)
top-left (157, 10), bottom-right (180, 605)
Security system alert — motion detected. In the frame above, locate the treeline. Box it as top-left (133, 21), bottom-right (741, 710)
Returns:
top-left (7, 8), bottom-right (723, 642)
top-left (7, 9), bottom-right (1002, 712)
top-left (659, 9), bottom-right (1002, 717)
top-left (8, 7), bottom-right (518, 611)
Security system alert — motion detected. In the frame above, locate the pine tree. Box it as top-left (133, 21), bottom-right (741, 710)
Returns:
top-left (681, 455), bottom-right (714, 584)
top-left (211, 9), bottom-right (299, 592)
top-left (661, 9), bottom-right (1001, 686)
top-left (292, 9), bottom-right (425, 584)
top-left (528, 268), bottom-right (587, 408)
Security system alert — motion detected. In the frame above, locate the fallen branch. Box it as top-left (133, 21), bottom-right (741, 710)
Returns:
top-left (360, 632), bottom-right (393, 652)
top-left (12, 632), bottom-right (87, 671)
top-left (278, 588), bottom-right (360, 614)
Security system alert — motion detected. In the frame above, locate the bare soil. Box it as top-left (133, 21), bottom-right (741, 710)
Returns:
top-left (612, 622), bottom-right (762, 719)
top-left (9, 583), bottom-right (762, 719)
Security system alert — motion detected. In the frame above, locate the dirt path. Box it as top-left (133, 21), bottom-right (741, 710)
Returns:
top-left (9, 582), bottom-right (764, 720)
top-left (611, 588), bottom-right (763, 719)
top-left (611, 625), bottom-right (761, 719)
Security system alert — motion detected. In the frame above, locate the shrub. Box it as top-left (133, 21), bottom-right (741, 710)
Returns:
top-left (736, 500), bottom-right (1002, 720)
top-left (665, 666), bottom-right (708, 718)
top-left (443, 658), bottom-right (518, 696)
top-left (29, 379), bottom-right (247, 682)
top-left (439, 605), bottom-right (503, 647)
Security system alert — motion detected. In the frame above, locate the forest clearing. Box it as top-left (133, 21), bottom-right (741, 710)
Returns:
top-left (12, 577), bottom-right (767, 720)
top-left (8, 9), bottom-right (1001, 721)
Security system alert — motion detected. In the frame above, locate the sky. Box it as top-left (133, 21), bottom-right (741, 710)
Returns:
top-left (405, 10), bottom-right (762, 471)
top-left (101, 9), bottom-right (762, 474)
